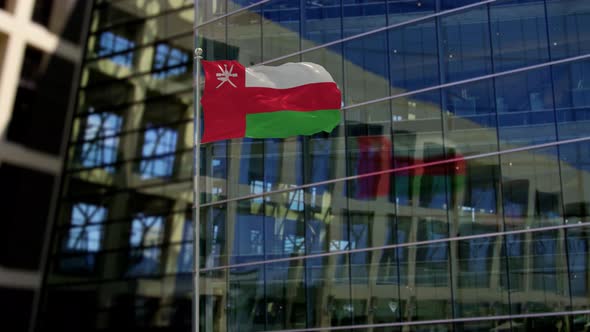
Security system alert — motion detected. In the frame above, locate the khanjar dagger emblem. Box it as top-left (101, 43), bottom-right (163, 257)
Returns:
top-left (215, 64), bottom-right (238, 88)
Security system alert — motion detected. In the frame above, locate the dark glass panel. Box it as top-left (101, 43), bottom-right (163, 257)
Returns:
top-left (504, 230), bottom-right (570, 316)
top-left (264, 261), bottom-right (307, 330)
top-left (227, 265), bottom-right (265, 331)
top-left (455, 319), bottom-right (514, 332)
top-left (344, 31), bottom-right (390, 106)
top-left (267, 138), bottom-right (306, 258)
top-left (262, 0), bottom-right (300, 61)
top-left (389, 19), bottom-right (439, 93)
top-left (198, 20), bottom-right (228, 61)
top-left (85, 33), bottom-right (193, 85)
top-left (454, 234), bottom-right (510, 319)
top-left (342, 0), bottom-right (387, 38)
top-left (201, 270), bottom-right (227, 332)
top-left (450, 156), bottom-right (502, 237)
top-left (391, 91), bottom-right (445, 210)
top-left (547, 0), bottom-right (590, 60)
top-left (0, 164), bottom-right (53, 270)
top-left (553, 59), bottom-right (590, 140)
top-left (559, 141), bottom-right (590, 225)
top-left (442, 79), bottom-right (498, 156)
top-left (7, 47), bottom-right (75, 154)
top-left (203, 140), bottom-right (229, 204)
top-left (64, 149), bottom-right (193, 194)
top-left (0, 288), bottom-right (34, 332)
top-left (440, 0), bottom-right (486, 10)
top-left (403, 238), bottom-right (452, 321)
top-left (197, 0), bottom-right (225, 24)
top-left (346, 101), bottom-right (392, 201)
top-left (302, 0), bottom-right (342, 46)
top-left (387, 0), bottom-right (435, 25)
top-left (440, 6), bottom-right (492, 82)
top-left (93, 8), bottom-right (193, 55)
top-left (227, 6), bottom-right (262, 65)
top-left (305, 253), bottom-right (352, 328)
top-left (501, 147), bottom-right (563, 231)
top-left (32, 0), bottom-right (54, 27)
top-left (495, 68), bottom-right (556, 149)
top-left (490, 0), bottom-right (550, 72)
top-left (566, 227), bottom-right (590, 310)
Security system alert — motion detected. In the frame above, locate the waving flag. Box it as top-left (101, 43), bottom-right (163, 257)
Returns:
top-left (200, 61), bottom-right (342, 143)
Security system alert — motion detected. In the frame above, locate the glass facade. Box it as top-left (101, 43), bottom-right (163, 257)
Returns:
top-left (37, 0), bottom-right (590, 331)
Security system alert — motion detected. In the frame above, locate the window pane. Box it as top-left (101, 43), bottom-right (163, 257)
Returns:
top-left (495, 68), bottom-right (556, 149)
top-left (490, 0), bottom-right (550, 72)
top-left (343, 0), bottom-right (387, 38)
top-left (139, 126), bottom-right (178, 179)
top-left (553, 59), bottom-right (590, 140)
top-left (262, 0), bottom-right (300, 61)
top-left (547, 0), bottom-right (590, 60)
top-left (440, 6), bottom-right (492, 82)
top-left (227, 7), bottom-right (262, 65)
top-left (502, 147), bottom-right (563, 230)
top-left (344, 31), bottom-right (389, 106)
top-left (389, 19), bottom-right (439, 93)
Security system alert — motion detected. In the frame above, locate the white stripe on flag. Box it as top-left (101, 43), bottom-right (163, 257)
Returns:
top-left (245, 62), bottom-right (335, 89)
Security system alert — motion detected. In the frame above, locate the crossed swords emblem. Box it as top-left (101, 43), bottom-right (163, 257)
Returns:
top-left (215, 64), bottom-right (238, 88)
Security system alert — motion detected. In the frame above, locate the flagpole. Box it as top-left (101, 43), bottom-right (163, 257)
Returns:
top-left (193, 47), bottom-right (203, 332)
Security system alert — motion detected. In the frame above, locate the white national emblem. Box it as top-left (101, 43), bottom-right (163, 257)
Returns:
top-left (215, 64), bottom-right (238, 88)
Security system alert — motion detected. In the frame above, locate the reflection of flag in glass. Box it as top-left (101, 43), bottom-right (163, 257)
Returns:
top-left (411, 151), bottom-right (467, 203)
top-left (356, 136), bottom-right (391, 198)
top-left (354, 139), bottom-right (466, 200)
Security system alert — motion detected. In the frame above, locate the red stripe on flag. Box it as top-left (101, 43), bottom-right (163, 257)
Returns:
top-left (241, 83), bottom-right (341, 114)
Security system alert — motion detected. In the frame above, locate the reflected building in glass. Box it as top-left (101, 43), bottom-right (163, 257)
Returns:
top-left (37, 0), bottom-right (590, 332)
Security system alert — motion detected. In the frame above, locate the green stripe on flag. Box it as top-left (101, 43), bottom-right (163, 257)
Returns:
top-left (245, 110), bottom-right (341, 138)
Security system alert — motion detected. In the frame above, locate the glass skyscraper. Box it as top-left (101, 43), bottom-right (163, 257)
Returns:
top-left (37, 0), bottom-right (590, 331)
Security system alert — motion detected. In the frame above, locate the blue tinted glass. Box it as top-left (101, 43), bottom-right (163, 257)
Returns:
top-left (387, 0), bottom-right (435, 25)
top-left (139, 126), bottom-right (178, 178)
top-left (532, 232), bottom-right (559, 291)
top-left (389, 19), bottom-right (439, 92)
top-left (461, 237), bottom-right (493, 283)
top-left (262, 0), bottom-right (300, 61)
top-left (60, 203), bottom-right (107, 272)
top-left (412, 221), bottom-right (451, 320)
top-left (66, 203), bottom-right (107, 252)
top-left (553, 59), bottom-right (590, 139)
top-left (80, 112), bottom-right (122, 170)
top-left (177, 220), bottom-right (193, 272)
top-left (441, 0), bottom-right (485, 10)
top-left (152, 44), bottom-right (189, 79)
top-left (303, 0), bottom-right (342, 44)
top-left (342, 0), bottom-right (387, 37)
top-left (98, 31), bottom-right (135, 66)
top-left (443, 80), bottom-right (497, 154)
top-left (567, 229), bottom-right (588, 297)
top-left (490, 0), bottom-right (550, 72)
top-left (547, 0), bottom-right (590, 60)
top-left (440, 6), bottom-right (492, 82)
top-left (495, 68), bottom-right (556, 148)
top-left (237, 139), bottom-right (264, 195)
top-left (127, 214), bottom-right (164, 276)
top-left (227, 265), bottom-right (265, 330)
top-left (344, 31), bottom-right (389, 105)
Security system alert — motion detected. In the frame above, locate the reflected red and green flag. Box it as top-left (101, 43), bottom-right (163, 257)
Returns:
top-left (353, 135), bottom-right (466, 199)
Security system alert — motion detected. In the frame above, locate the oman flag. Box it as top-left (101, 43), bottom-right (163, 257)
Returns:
top-left (200, 60), bottom-right (342, 143)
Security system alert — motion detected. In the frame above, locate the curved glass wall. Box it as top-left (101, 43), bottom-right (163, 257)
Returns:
top-left (38, 0), bottom-right (590, 332)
